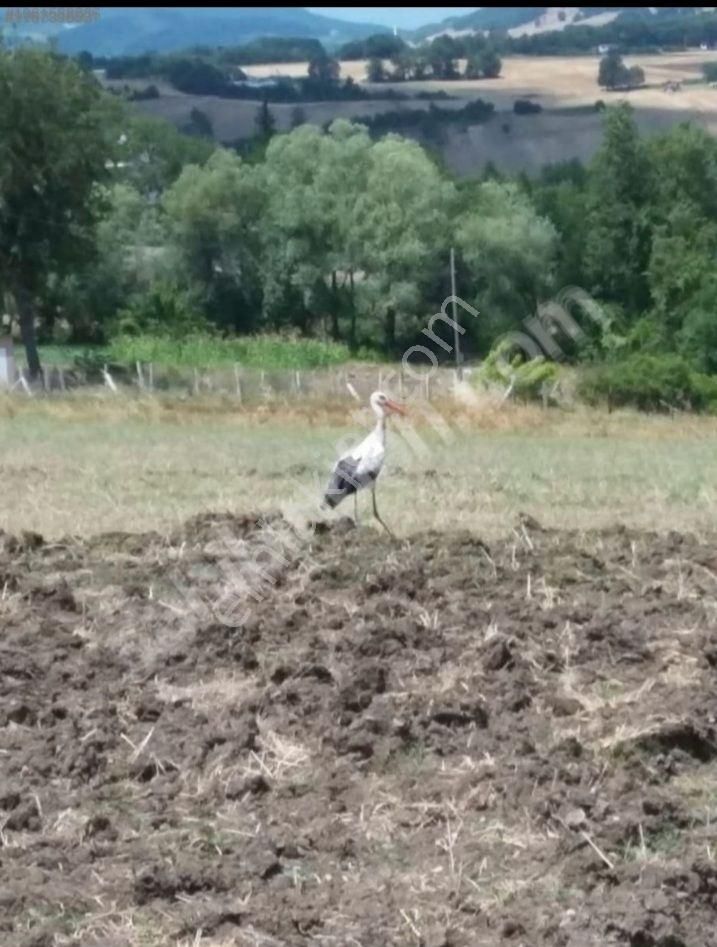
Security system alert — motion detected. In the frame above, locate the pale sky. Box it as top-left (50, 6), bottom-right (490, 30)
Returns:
top-left (308, 7), bottom-right (479, 29)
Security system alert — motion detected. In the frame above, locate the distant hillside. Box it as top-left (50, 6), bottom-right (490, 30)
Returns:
top-left (412, 6), bottom-right (717, 43)
top-left (0, 7), bottom-right (390, 56)
top-left (411, 8), bottom-right (547, 42)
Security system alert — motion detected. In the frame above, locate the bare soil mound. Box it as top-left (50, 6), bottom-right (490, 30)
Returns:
top-left (1, 513), bottom-right (716, 946)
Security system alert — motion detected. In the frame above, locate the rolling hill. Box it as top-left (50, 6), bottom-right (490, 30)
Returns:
top-left (0, 7), bottom-right (391, 56)
top-left (411, 7), bottom-right (548, 42)
top-left (412, 6), bottom-right (717, 42)
top-left (6, 7), bottom-right (717, 57)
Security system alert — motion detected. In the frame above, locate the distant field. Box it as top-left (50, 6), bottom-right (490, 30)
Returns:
top-left (118, 49), bottom-right (717, 175)
top-left (244, 49), bottom-right (717, 111)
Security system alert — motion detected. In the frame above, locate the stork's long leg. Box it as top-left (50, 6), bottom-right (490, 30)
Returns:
top-left (372, 486), bottom-right (396, 540)
top-left (354, 491), bottom-right (359, 525)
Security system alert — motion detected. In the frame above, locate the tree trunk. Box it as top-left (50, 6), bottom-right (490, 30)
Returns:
top-left (330, 271), bottom-right (340, 341)
top-left (384, 305), bottom-right (396, 355)
top-left (14, 285), bottom-right (42, 381)
top-left (348, 270), bottom-right (357, 352)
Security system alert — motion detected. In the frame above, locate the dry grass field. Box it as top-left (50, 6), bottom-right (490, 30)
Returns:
top-left (118, 49), bottom-right (717, 174)
top-left (2, 391), bottom-right (717, 946)
top-left (245, 49), bottom-right (717, 113)
top-left (1, 392), bottom-right (716, 540)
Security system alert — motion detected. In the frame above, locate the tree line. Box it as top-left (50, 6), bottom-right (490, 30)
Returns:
top-left (3, 47), bottom-right (717, 411)
top-left (90, 48), bottom-right (431, 104)
top-left (367, 43), bottom-right (502, 83)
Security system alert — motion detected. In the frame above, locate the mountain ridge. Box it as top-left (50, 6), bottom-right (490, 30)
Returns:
top-left (3, 7), bottom-right (717, 57)
top-left (0, 7), bottom-right (391, 56)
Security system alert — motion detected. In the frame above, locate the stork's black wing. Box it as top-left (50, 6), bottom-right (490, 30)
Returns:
top-left (323, 455), bottom-right (362, 509)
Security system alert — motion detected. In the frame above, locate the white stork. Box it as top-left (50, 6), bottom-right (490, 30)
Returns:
top-left (322, 390), bottom-right (406, 537)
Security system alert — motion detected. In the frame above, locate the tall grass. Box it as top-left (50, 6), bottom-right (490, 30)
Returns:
top-left (109, 334), bottom-right (384, 369)
top-left (107, 333), bottom-right (382, 369)
top-left (15, 345), bottom-right (111, 367)
top-left (19, 335), bottom-right (383, 371)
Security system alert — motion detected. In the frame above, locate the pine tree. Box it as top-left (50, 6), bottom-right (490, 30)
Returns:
top-left (255, 99), bottom-right (276, 141)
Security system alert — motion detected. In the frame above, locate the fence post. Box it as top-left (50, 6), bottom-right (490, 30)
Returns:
top-left (16, 369), bottom-right (32, 397)
top-left (193, 368), bottom-right (199, 396)
top-left (234, 363), bottom-right (242, 401)
top-left (102, 364), bottom-right (118, 394)
top-left (59, 368), bottom-right (66, 392)
top-left (148, 362), bottom-right (154, 392)
top-left (136, 361), bottom-right (144, 391)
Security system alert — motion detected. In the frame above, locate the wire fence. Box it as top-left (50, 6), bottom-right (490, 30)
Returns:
top-left (1, 358), bottom-right (475, 404)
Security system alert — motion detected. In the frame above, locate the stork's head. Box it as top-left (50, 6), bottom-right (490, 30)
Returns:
top-left (370, 390), bottom-right (407, 419)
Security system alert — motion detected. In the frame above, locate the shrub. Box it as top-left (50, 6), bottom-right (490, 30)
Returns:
top-left (166, 59), bottom-right (229, 95)
top-left (366, 57), bottom-right (386, 83)
top-left (475, 344), bottom-right (563, 403)
top-left (578, 353), bottom-right (717, 412)
top-left (113, 284), bottom-right (207, 339)
top-left (415, 89), bottom-right (452, 100)
top-left (129, 84), bottom-right (160, 101)
top-left (513, 98), bottom-right (543, 114)
top-left (703, 61), bottom-right (717, 82)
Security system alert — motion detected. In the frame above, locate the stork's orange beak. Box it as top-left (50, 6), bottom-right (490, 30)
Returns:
top-left (386, 399), bottom-right (407, 416)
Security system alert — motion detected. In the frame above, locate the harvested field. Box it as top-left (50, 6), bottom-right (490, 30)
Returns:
top-left (244, 50), bottom-right (717, 111)
top-left (2, 397), bottom-right (717, 539)
top-left (119, 50), bottom-right (717, 174)
top-left (2, 512), bottom-right (717, 946)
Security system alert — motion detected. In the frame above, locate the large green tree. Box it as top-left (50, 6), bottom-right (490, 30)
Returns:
top-left (258, 125), bottom-right (338, 335)
top-left (428, 35), bottom-right (459, 80)
top-left (164, 148), bottom-right (265, 332)
top-left (598, 51), bottom-right (644, 90)
top-left (314, 120), bottom-right (373, 347)
top-left (583, 104), bottom-right (653, 316)
top-left (57, 181), bottom-right (168, 343)
top-left (0, 49), bottom-right (112, 377)
top-left (644, 124), bottom-right (717, 357)
top-left (353, 134), bottom-right (456, 352)
top-left (456, 180), bottom-right (558, 351)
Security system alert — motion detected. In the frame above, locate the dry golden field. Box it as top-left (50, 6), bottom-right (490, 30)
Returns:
top-left (110, 49), bottom-right (717, 109)
top-left (245, 49), bottom-right (717, 112)
top-left (116, 49), bottom-right (717, 175)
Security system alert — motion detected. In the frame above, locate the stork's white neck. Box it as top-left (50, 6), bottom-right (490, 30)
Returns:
top-left (373, 415), bottom-right (386, 445)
